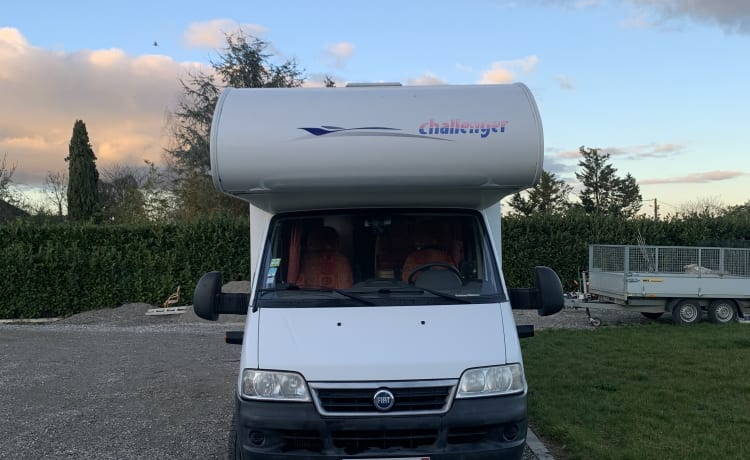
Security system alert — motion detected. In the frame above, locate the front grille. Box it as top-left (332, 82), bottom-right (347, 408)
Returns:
top-left (280, 430), bottom-right (324, 453)
top-left (313, 384), bottom-right (454, 415)
top-left (332, 429), bottom-right (438, 454)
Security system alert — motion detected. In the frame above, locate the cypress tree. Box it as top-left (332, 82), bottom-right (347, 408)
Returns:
top-left (65, 120), bottom-right (99, 221)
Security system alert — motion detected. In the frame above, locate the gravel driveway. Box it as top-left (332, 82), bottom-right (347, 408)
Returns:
top-left (0, 299), bottom-right (648, 460)
top-left (0, 305), bottom-right (244, 460)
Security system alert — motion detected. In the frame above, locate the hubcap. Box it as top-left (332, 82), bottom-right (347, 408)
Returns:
top-left (680, 304), bottom-right (698, 322)
top-left (715, 304), bottom-right (733, 322)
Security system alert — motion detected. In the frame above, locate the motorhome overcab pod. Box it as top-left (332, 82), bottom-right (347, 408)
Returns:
top-left (195, 83), bottom-right (563, 460)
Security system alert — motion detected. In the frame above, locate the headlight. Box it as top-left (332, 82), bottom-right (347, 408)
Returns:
top-left (241, 370), bottom-right (311, 401)
top-left (456, 364), bottom-right (525, 398)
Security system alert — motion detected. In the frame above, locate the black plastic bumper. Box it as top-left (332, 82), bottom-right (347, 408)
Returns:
top-left (235, 393), bottom-right (527, 459)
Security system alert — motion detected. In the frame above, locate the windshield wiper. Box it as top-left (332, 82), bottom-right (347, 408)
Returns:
top-left (363, 287), bottom-right (473, 304)
top-left (259, 285), bottom-right (376, 306)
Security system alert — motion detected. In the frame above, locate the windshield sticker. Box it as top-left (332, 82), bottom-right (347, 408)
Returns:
top-left (265, 267), bottom-right (277, 287)
top-left (270, 258), bottom-right (281, 268)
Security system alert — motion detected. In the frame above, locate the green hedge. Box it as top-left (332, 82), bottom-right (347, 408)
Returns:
top-left (502, 211), bottom-right (750, 290)
top-left (0, 217), bottom-right (249, 318)
top-left (2, 211), bottom-right (748, 318)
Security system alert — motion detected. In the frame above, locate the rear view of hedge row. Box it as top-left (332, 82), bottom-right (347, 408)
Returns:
top-left (0, 217), bottom-right (249, 318)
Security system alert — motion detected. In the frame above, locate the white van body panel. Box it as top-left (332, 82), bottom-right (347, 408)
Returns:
top-left (501, 302), bottom-right (524, 365)
top-left (249, 204), bottom-right (272, 296)
top-left (248, 303), bottom-right (508, 382)
top-left (210, 84), bottom-right (543, 212)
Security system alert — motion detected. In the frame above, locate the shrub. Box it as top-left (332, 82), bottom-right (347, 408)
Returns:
top-left (0, 217), bottom-right (248, 318)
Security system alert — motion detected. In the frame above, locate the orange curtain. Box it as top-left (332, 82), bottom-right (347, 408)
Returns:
top-left (287, 224), bottom-right (303, 283)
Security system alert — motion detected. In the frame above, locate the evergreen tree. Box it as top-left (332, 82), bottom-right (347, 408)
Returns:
top-left (65, 120), bottom-right (99, 221)
top-left (575, 146), bottom-right (642, 218)
top-left (166, 30), bottom-right (305, 218)
top-left (508, 170), bottom-right (572, 216)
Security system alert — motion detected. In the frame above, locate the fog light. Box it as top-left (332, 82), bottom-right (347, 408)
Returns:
top-left (249, 430), bottom-right (266, 447)
top-left (502, 424), bottom-right (519, 441)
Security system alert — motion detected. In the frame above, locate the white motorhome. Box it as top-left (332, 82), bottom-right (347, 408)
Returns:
top-left (194, 83), bottom-right (563, 460)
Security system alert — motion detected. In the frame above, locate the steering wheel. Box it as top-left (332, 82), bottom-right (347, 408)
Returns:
top-left (407, 262), bottom-right (462, 285)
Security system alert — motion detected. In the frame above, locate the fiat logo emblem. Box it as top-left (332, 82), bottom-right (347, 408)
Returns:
top-left (373, 389), bottom-right (395, 411)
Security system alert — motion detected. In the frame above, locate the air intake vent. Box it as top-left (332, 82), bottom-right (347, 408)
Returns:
top-left (310, 380), bottom-right (456, 416)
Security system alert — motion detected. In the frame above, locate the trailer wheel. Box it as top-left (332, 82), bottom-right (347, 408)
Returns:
top-left (641, 312), bottom-right (664, 320)
top-left (708, 299), bottom-right (737, 324)
top-left (672, 299), bottom-right (702, 325)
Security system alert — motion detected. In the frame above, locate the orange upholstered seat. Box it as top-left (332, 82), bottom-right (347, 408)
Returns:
top-left (401, 221), bottom-right (457, 283)
top-left (296, 227), bottom-right (353, 289)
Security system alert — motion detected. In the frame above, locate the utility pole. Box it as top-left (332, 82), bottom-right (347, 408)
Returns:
top-left (653, 198), bottom-right (659, 221)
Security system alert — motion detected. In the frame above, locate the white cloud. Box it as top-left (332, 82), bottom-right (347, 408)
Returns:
top-left (324, 42), bottom-right (355, 68)
top-left (557, 143), bottom-right (686, 159)
top-left (184, 19), bottom-right (267, 48)
top-left (88, 48), bottom-right (128, 67)
top-left (0, 27), bottom-right (197, 185)
top-left (407, 72), bottom-right (446, 86)
top-left (0, 27), bottom-right (27, 54)
top-left (640, 170), bottom-right (748, 185)
top-left (480, 67), bottom-right (515, 84)
top-left (479, 55), bottom-right (539, 84)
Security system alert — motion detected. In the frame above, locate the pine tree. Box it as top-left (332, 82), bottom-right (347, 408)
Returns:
top-left (166, 30), bottom-right (305, 218)
top-left (508, 170), bottom-right (572, 216)
top-left (575, 146), bottom-right (642, 218)
top-left (168, 31), bottom-right (305, 177)
top-left (65, 120), bottom-right (99, 221)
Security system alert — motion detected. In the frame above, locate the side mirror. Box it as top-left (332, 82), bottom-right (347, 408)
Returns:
top-left (194, 271), bottom-right (251, 321)
top-left (534, 266), bottom-right (564, 316)
top-left (508, 266), bottom-right (564, 316)
top-left (194, 271), bottom-right (222, 321)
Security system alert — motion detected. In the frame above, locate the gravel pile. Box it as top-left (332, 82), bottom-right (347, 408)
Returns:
top-left (56, 281), bottom-right (251, 327)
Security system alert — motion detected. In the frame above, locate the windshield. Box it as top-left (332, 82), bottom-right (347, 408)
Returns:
top-left (255, 209), bottom-right (505, 308)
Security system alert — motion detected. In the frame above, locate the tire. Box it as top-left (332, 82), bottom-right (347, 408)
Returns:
top-left (228, 407), bottom-right (242, 460)
top-left (641, 312), bottom-right (664, 320)
top-left (708, 299), bottom-right (737, 324)
top-left (672, 299), bottom-right (702, 325)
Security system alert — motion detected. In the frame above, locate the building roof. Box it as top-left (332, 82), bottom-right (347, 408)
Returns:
top-left (0, 199), bottom-right (29, 221)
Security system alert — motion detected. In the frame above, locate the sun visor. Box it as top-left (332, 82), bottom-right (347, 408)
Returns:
top-left (210, 83), bottom-right (543, 212)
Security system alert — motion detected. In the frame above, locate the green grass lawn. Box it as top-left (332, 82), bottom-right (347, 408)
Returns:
top-left (521, 322), bottom-right (750, 460)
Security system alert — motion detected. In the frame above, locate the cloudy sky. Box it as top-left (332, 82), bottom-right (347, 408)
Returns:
top-left (2, 0), bottom-right (749, 213)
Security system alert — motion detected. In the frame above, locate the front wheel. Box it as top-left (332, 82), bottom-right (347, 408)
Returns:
top-left (672, 299), bottom-right (702, 325)
top-left (228, 407), bottom-right (241, 460)
top-left (708, 299), bottom-right (737, 324)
